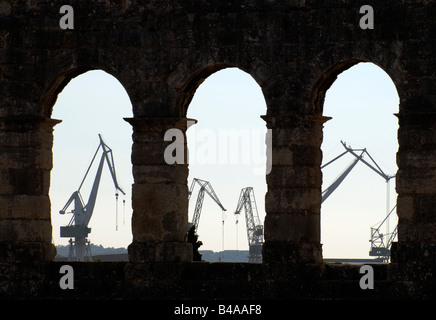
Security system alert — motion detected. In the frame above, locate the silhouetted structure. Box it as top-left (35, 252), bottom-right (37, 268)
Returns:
top-left (0, 0), bottom-right (435, 299)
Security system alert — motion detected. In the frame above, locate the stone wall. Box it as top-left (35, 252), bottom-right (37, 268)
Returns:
top-left (0, 0), bottom-right (435, 300)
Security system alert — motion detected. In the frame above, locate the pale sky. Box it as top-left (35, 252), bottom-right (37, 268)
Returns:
top-left (50, 62), bottom-right (399, 259)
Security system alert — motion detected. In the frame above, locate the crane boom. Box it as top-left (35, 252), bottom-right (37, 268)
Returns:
top-left (322, 150), bottom-right (364, 203)
top-left (188, 178), bottom-right (226, 231)
top-left (83, 153), bottom-right (105, 226)
top-left (321, 141), bottom-right (395, 203)
top-left (341, 141), bottom-right (394, 182)
top-left (59, 134), bottom-right (125, 261)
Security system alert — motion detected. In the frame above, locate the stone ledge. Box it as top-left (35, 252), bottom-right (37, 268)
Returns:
top-left (0, 241), bottom-right (56, 263)
top-left (2, 261), bottom-right (434, 300)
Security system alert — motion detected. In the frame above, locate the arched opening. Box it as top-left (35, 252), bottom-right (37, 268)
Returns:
top-left (49, 70), bottom-right (133, 261)
top-left (186, 67), bottom-right (267, 262)
top-left (320, 62), bottom-right (399, 262)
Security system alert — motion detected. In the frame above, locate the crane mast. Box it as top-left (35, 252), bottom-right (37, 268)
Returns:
top-left (234, 187), bottom-right (264, 263)
top-left (59, 134), bottom-right (125, 261)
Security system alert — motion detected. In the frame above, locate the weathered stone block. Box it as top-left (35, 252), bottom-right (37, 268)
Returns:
top-left (162, 212), bottom-right (188, 241)
top-left (131, 182), bottom-right (188, 216)
top-left (267, 165), bottom-right (321, 188)
top-left (264, 211), bottom-right (320, 243)
top-left (155, 241), bottom-right (192, 262)
top-left (272, 127), bottom-right (323, 147)
top-left (270, 148), bottom-right (293, 166)
top-left (0, 241), bottom-right (56, 263)
top-left (0, 168), bottom-right (50, 195)
top-left (396, 194), bottom-right (414, 221)
top-left (396, 167), bottom-right (436, 193)
top-left (132, 164), bottom-right (188, 185)
top-left (397, 148), bottom-right (436, 168)
top-left (397, 127), bottom-right (436, 151)
top-left (265, 187), bottom-right (321, 214)
top-left (262, 241), bottom-right (322, 264)
top-left (0, 195), bottom-right (51, 220)
top-left (131, 141), bottom-right (173, 165)
top-left (0, 219), bottom-right (52, 242)
top-left (0, 170), bottom-right (13, 194)
top-left (131, 210), bottom-right (188, 243)
top-left (127, 241), bottom-right (156, 263)
top-left (131, 212), bottom-right (164, 243)
top-left (398, 220), bottom-right (436, 243)
top-left (391, 241), bottom-right (436, 266)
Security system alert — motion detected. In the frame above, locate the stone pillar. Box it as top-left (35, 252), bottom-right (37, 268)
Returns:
top-left (125, 117), bottom-right (193, 263)
top-left (0, 116), bottom-right (60, 263)
top-left (392, 110), bottom-right (436, 266)
top-left (261, 113), bottom-right (329, 264)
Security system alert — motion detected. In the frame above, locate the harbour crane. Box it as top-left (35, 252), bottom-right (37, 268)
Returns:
top-left (369, 205), bottom-right (398, 261)
top-left (59, 134), bottom-right (125, 261)
top-left (188, 178), bottom-right (227, 248)
top-left (234, 187), bottom-right (264, 263)
top-left (335, 142), bottom-right (397, 259)
top-left (322, 141), bottom-right (397, 260)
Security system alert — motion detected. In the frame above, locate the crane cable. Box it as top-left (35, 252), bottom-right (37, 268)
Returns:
top-left (123, 199), bottom-right (126, 226)
top-left (115, 192), bottom-right (127, 231)
top-left (115, 192), bottom-right (119, 231)
top-left (222, 210), bottom-right (225, 251)
top-left (235, 216), bottom-right (239, 251)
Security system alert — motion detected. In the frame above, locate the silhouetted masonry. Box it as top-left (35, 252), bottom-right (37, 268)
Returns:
top-left (0, 0), bottom-right (435, 299)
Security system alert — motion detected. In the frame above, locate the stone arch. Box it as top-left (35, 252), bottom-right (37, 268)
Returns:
top-left (41, 65), bottom-right (134, 119)
top-left (260, 45), bottom-right (405, 264)
top-left (37, 61), bottom-right (141, 261)
top-left (308, 47), bottom-right (404, 204)
top-left (173, 63), bottom-right (232, 117)
top-left (317, 62), bottom-right (400, 260)
top-left (167, 50), bottom-right (272, 118)
top-left (167, 59), bottom-right (272, 259)
top-left (183, 66), bottom-right (268, 259)
top-left (42, 67), bottom-right (94, 118)
top-left (170, 58), bottom-right (271, 248)
top-left (309, 43), bottom-right (406, 117)
top-left (49, 69), bottom-right (134, 259)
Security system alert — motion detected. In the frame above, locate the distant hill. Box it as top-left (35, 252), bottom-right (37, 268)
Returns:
top-left (55, 245), bottom-right (250, 262)
top-left (55, 244), bottom-right (127, 260)
top-left (200, 250), bottom-right (250, 262)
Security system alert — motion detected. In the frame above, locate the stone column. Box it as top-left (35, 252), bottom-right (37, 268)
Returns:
top-left (0, 116), bottom-right (60, 263)
top-left (392, 110), bottom-right (436, 265)
top-left (125, 117), bottom-right (193, 263)
top-left (261, 113), bottom-right (330, 264)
